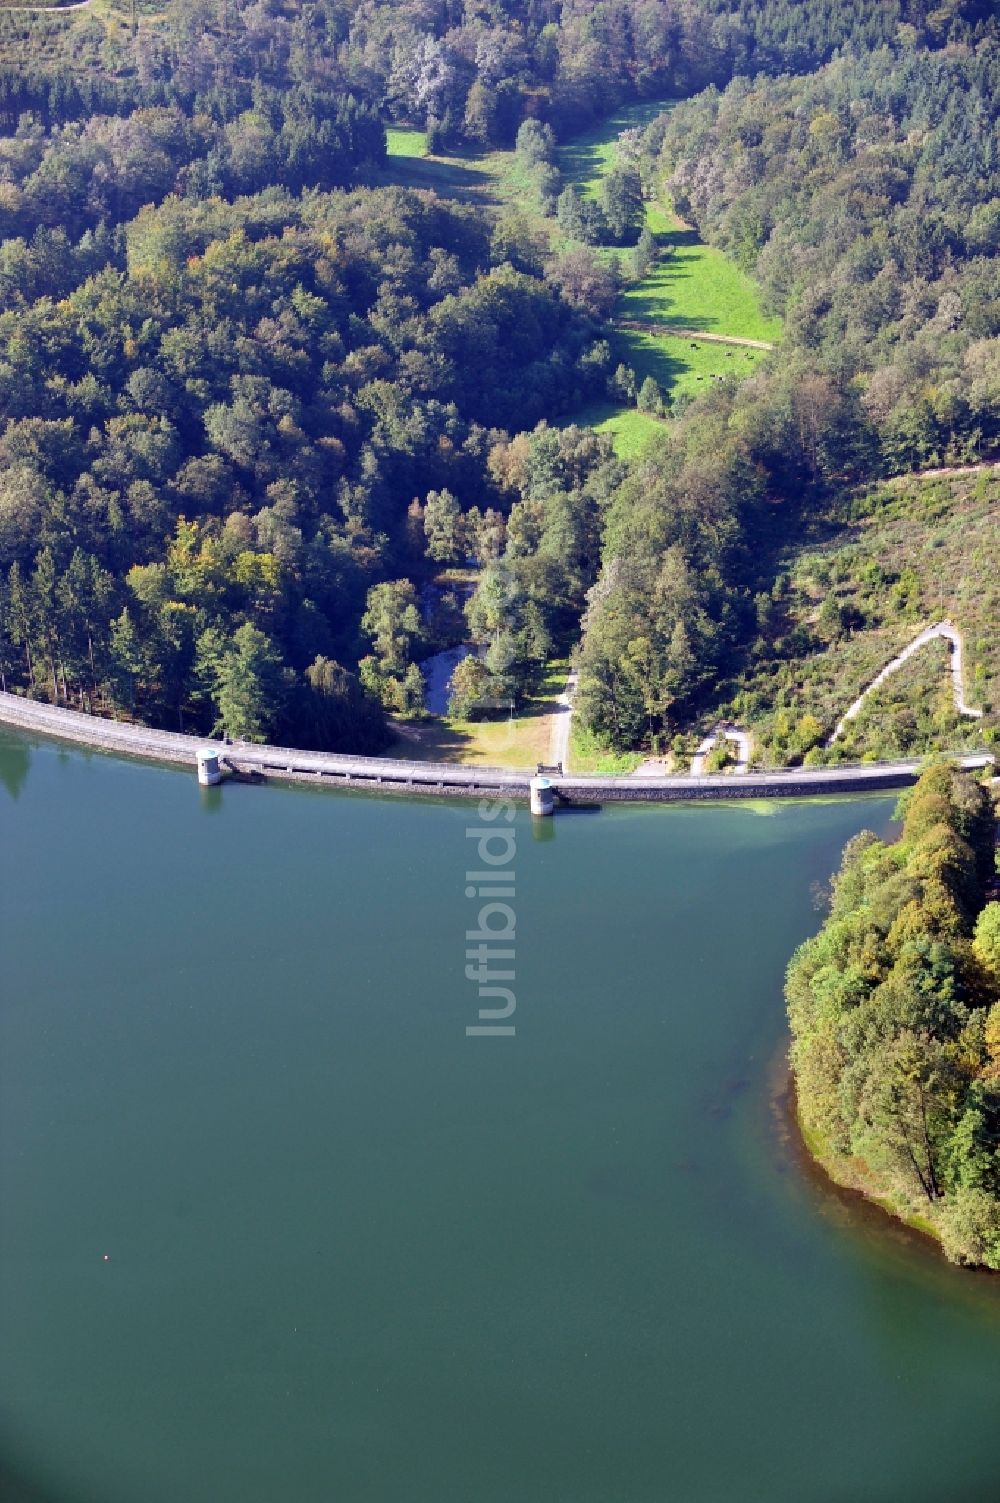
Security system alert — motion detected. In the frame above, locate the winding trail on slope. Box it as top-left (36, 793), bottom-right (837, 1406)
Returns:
top-left (689, 725), bottom-right (751, 776)
top-left (828, 620), bottom-right (983, 745)
top-left (885, 458), bottom-right (1000, 484)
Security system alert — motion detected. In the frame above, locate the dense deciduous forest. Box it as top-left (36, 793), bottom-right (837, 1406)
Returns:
top-left (0, 0), bottom-right (995, 751)
top-left (0, 185), bottom-right (613, 740)
top-left (787, 766), bottom-right (1000, 1268)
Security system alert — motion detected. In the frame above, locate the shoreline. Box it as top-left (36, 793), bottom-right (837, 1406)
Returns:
top-left (775, 1066), bottom-right (1000, 1280)
top-left (770, 1062), bottom-right (992, 1278)
top-left (782, 1072), bottom-right (944, 1256)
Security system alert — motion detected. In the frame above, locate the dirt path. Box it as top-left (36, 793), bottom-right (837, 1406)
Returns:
top-left (548, 669), bottom-right (576, 772)
top-left (828, 620), bottom-right (983, 745)
top-left (689, 725), bottom-right (751, 776)
top-left (886, 459), bottom-right (1000, 484)
top-left (614, 320), bottom-right (776, 351)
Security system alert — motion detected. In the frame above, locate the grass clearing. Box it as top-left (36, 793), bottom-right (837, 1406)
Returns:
top-left (562, 329), bottom-right (768, 455)
top-left (380, 102), bottom-right (778, 455)
top-left (559, 100), bottom-right (676, 199)
top-left (379, 139), bottom-right (512, 205)
top-left (557, 99), bottom-right (779, 342)
top-left (385, 127), bottom-right (427, 158)
top-left (617, 326), bottom-right (768, 401)
top-left (561, 399), bottom-right (666, 458)
top-left (393, 659), bottom-right (568, 769)
top-left (620, 224), bottom-right (782, 343)
top-left (556, 100), bottom-right (779, 449)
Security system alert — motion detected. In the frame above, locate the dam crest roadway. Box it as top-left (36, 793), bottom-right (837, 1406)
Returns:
top-left (0, 690), bottom-right (992, 806)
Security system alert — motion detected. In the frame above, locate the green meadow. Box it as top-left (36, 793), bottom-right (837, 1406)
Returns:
top-left (556, 101), bottom-right (780, 452)
top-left (561, 334), bottom-right (766, 456)
top-left (382, 101), bottom-right (779, 456)
top-left (620, 222), bottom-right (782, 343)
top-left (618, 325), bottom-right (767, 393)
top-left (557, 103), bottom-right (778, 341)
top-left (385, 126), bottom-right (426, 158)
top-left (561, 399), bottom-right (665, 460)
top-left (558, 100), bottom-right (675, 199)
top-left (381, 131), bottom-right (511, 206)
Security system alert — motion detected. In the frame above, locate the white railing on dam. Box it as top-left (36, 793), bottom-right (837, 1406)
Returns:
top-left (0, 689), bottom-right (992, 802)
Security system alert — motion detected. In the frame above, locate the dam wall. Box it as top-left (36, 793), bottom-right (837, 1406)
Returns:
top-left (0, 691), bottom-right (992, 803)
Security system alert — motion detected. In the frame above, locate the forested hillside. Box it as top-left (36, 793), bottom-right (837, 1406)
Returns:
top-left (7, 0), bottom-right (992, 156)
top-left (571, 29), bottom-right (999, 758)
top-left (718, 471), bottom-right (999, 765)
top-left (0, 0), bottom-right (995, 753)
top-left (569, 458), bottom-right (999, 763)
top-left (655, 43), bottom-right (1000, 469)
top-left (0, 186), bottom-right (612, 741)
top-left (787, 766), bottom-right (1000, 1268)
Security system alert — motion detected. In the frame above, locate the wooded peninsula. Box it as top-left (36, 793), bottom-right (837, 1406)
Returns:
top-left (788, 765), bottom-right (1000, 1268)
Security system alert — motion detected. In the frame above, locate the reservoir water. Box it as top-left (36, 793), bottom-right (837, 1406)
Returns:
top-left (1, 729), bottom-right (999, 1503)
